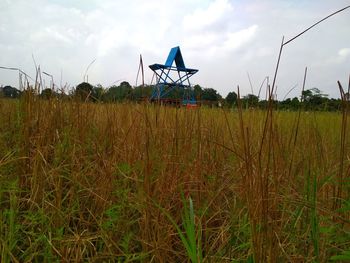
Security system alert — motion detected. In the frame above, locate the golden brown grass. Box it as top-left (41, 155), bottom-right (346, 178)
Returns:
top-left (0, 93), bottom-right (349, 262)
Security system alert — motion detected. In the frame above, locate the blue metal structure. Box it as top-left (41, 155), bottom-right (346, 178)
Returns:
top-left (149, 46), bottom-right (198, 105)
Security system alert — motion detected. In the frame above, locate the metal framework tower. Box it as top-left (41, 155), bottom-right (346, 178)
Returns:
top-left (149, 46), bottom-right (198, 105)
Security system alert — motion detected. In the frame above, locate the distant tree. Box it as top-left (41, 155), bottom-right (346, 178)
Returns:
top-left (290, 97), bottom-right (300, 109)
top-left (258, 100), bottom-right (269, 109)
top-left (104, 82), bottom-right (132, 102)
top-left (75, 82), bottom-right (93, 101)
top-left (225, 91), bottom-right (237, 106)
top-left (242, 94), bottom-right (259, 107)
top-left (92, 84), bottom-right (104, 101)
top-left (327, 98), bottom-right (341, 111)
top-left (302, 88), bottom-right (327, 101)
top-left (40, 88), bottom-right (56, 99)
top-left (302, 88), bottom-right (328, 110)
top-left (2, 86), bottom-right (21, 98)
top-left (301, 89), bottom-right (313, 102)
top-left (201, 88), bottom-right (221, 101)
top-left (119, 81), bottom-right (132, 89)
top-left (132, 85), bottom-right (154, 100)
top-left (193, 84), bottom-right (203, 100)
top-left (276, 97), bottom-right (300, 110)
top-left (279, 98), bottom-right (291, 109)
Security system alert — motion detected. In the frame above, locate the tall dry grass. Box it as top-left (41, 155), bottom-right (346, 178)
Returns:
top-left (0, 91), bottom-right (349, 262)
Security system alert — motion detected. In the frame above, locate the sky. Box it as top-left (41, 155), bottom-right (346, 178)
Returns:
top-left (0, 0), bottom-right (349, 99)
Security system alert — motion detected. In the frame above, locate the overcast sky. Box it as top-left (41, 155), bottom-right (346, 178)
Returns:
top-left (0, 0), bottom-right (349, 98)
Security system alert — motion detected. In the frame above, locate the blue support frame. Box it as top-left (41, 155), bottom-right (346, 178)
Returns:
top-left (149, 46), bottom-right (198, 105)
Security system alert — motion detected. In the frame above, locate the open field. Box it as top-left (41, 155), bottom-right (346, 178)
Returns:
top-left (0, 95), bottom-right (349, 262)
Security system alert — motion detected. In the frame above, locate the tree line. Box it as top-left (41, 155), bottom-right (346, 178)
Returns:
top-left (0, 82), bottom-right (347, 111)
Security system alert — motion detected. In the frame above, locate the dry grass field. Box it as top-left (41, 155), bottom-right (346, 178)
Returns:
top-left (0, 93), bottom-right (349, 262)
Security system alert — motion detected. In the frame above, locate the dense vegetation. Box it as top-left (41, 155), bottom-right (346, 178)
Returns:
top-left (0, 91), bottom-right (349, 262)
top-left (1, 81), bottom-right (347, 111)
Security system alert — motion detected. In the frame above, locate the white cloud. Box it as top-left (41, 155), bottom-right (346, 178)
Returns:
top-left (184, 32), bottom-right (222, 49)
top-left (30, 27), bottom-right (73, 44)
top-left (183, 0), bottom-right (233, 32)
top-left (183, 24), bottom-right (258, 58)
top-left (318, 47), bottom-right (350, 68)
top-left (182, 0), bottom-right (257, 57)
top-left (338, 48), bottom-right (350, 60)
top-left (223, 25), bottom-right (258, 51)
top-left (85, 27), bottom-right (126, 57)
